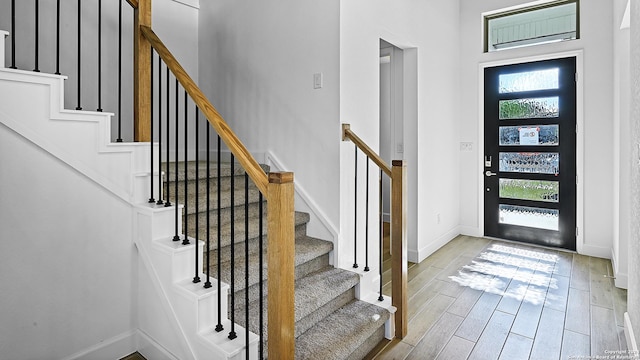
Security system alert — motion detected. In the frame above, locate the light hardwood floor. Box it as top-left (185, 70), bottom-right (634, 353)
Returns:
top-left (371, 235), bottom-right (628, 360)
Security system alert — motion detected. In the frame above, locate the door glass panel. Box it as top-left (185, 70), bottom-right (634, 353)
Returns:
top-left (499, 204), bottom-right (559, 231)
top-left (499, 152), bottom-right (559, 174)
top-left (499, 96), bottom-right (559, 119)
top-left (499, 125), bottom-right (559, 146)
top-left (499, 179), bottom-right (559, 202)
top-left (499, 69), bottom-right (559, 93)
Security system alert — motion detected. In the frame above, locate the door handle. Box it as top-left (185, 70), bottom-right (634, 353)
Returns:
top-left (485, 171), bottom-right (497, 177)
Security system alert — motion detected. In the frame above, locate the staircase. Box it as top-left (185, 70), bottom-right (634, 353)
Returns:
top-left (169, 162), bottom-right (391, 359)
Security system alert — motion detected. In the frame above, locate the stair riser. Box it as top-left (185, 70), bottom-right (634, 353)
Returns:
top-left (188, 221), bottom-right (307, 253)
top-left (233, 287), bottom-right (357, 342)
top-left (164, 180), bottom-right (263, 214)
top-left (161, 162), bottom-right (270, 182)
top-left (185, 216), bottom-right (308, 250)
top-left (346, 326), bottom-right (386, 360)
top-left (205, 226), bottom-right (310, 292)
top-left (228, 253), bottom-right (331, 308)
top-left (183, 202), bottom-right (265, 230)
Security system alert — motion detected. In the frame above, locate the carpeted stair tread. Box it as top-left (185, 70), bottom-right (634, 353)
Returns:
top-left (292, 268), bottom-right (360, 321)
top-left (168, 179), bottom-right (263, 215)
top-left (188, 211), bottom-right (310, 250)
top-left (235, 267), bottom-right (360, 342)
top-left (295, 300), bottom-right (390, 360)
top-left (162, 161), bottom-right (270, 182)
top-left (213, 235), bottom-right (334, 294)
top-left (161, 161), bottom-right (392, 358)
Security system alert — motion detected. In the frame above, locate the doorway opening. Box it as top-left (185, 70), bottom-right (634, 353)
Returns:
top-left (380, 40), bottom-right (404, 223)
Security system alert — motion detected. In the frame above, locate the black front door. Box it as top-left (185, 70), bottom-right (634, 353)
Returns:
top-left (484, 57), bottom-right (577, 250)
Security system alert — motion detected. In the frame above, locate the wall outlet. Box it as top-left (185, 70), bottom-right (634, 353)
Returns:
top-left (460, 142), bottom-right (473, 152)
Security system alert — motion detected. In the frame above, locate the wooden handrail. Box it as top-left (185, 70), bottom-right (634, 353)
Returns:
top-left (342, 124), bottom-right (392, 177)
top-left (126, 0), bottom-right (139, 9)
top-left (140, 25), bottom-right (269, 195)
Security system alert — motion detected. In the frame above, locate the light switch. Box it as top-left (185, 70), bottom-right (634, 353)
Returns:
top-left (314, 73), bottom-right (323, 89)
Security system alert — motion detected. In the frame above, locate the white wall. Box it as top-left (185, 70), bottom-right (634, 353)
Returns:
top-left (628, 0), bottom-right (640, 349)
top-left (613, 0), bottom-right (631, 288)
top-left (340, 0), bottom-right (462, 267)
top-left (197, 0), bottom-right (341, 242)
top-left (458, 0), bottom-right (614, 258)
top-left (0, 124), bottom-right (137, 359)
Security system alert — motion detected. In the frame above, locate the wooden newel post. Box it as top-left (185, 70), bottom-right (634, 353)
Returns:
top-left (267, 172), bottom-right (296, 359)
top-left (391, 160), bottom-right (408, 339)
top-left (134, 0), bottom-right (151, 142)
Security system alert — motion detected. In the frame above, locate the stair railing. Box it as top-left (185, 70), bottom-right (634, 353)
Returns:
top-left (132, 2), bottom-right (294, 357)
top-left (2, 0), bottom-right (296, 357)
top-left (341, 123), bottom-right (408, 339)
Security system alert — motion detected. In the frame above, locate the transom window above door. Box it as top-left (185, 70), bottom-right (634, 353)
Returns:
top-left (484, 0), bottom-right (579, 52)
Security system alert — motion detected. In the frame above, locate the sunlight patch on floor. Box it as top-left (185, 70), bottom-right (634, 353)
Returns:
top-left (448, 242), bottom-right (559, 306)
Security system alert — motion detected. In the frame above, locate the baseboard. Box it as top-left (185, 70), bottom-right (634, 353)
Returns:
top-left (171, 0), bottom-right (199, 9)
top-left (60, 329), bottom-right (137, 360)
top-left (264, 151), bottom-right (339, 244)
top-left (410, 226), bottom-right (460, 263)
top-left (459, 225), bottom-right (482, 238)
top-left (579, 243), bottom-right (611, 259)
top-left (137, 329), bottom-right (182, 360)
top-left (610, 248), bottom-right (629, 289)
top-left (625, 313), bottom-right (639, 354)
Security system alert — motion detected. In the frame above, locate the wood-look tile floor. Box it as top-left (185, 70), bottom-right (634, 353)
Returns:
top-left (373, 235), bottom-right (628, 360)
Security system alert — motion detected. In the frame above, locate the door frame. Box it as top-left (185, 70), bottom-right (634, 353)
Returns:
top-left (380, 42), bottom-right (404, 223)
top-left (477, 50), bottom-right (584, 253)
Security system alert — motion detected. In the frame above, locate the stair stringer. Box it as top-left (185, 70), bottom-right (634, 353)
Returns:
top-left (135, 203), bottom-right (259, 360)
top-left (0, 67), bottom-right (250, 359)
top-left (0, 68), bottom-right (154, 205)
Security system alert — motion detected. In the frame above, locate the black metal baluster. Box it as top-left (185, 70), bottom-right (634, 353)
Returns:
top-left (148, 50), bottom-right (155, 204)
top-left (245, 172), bottom-right (250, 359)
top-left (215, 135), bottom-right (223, 332)
top-left (97, 0), bottom-right (102, 111)
top-left (183, 92), bottom-right (190, 246)
top-left (204, 115), bottom-right (212, 287)
top-left (193, 109), bottom-right (201, 284)
top-left (76, 0), bottom-right (82, 110)
top-left (156, 62), bottom-right (164, 205)
top-left (55, 0), bottom-right (60, 74)
top-left (164, 68), bottom-right (172, 207)
top-left (229, 154), bottom-right (237, 340)
top-left (116, 0), bottom-right (122, 142)
top-left (33, 0), bottom-right (39, 72)
top-left (378, 169), bottom-right (384, 302)
top-left (173, 79), bottom-right (179, 241)
top-left (365, 158), bottom-right (370, 272)
top-left (10, 0), bottom-right (16, 69)
top-left (353, 146), bottom-right (358, 269)
top-left (258, 192), bottom-right (264, 359)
